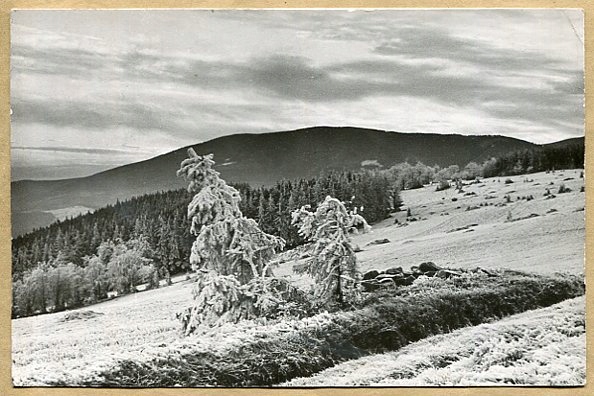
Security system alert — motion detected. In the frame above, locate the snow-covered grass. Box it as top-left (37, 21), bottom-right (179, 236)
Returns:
top-left (274, 171), bottom-right (585, 286)
top-left (12, 170), bottom-right (585, 386)
top-left (13, 269), bottom-right (581, 387)
top-left (284, 296), bottom-right (585, 387)
top-left (12, 281), bottom-right (193, 386)
top-left (354, 169), bottom-right (585, 275)
top-left (12, 276), bottom-right (345, 386)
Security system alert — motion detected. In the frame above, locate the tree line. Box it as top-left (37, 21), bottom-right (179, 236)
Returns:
top-left (12, 237), bottom-right (156, 318)
top-left (12, 169), bottom-right (397, 317)
top-left (374, 141), bottom-right (583, 188)
top-left (13, 141), bottom-right (584, 281)
top-left (481, 143), bottom-right (584, 177)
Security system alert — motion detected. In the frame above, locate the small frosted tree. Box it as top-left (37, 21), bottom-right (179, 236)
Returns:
top-left (177, 149), bottom-right (291, 334)
top-left (292, 196), bottom-right (370, 306)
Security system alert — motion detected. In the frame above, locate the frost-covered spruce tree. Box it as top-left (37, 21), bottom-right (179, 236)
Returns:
top-left (292, 196), bottom-right (370, 306)
top-left (177, 149), bottom-right (289, 334)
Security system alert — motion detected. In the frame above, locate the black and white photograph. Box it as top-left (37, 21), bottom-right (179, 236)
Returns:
top-left (9, 8), bottom-right (586, 387)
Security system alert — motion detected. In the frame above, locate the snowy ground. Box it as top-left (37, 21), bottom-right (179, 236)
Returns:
top-left (283, 296), bottom-right (585, 387)
top-left (12, 280), bottom-right (194, 385)
top-left (276, 170), bottom-right (585, 284)
top-left (11, 170), bottom-right (586, 386)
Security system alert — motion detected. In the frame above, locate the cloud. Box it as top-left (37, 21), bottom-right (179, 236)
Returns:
top-left (11, 146), bottom-right (135, 155)
top-left (10, 47), bottom-right (583, 144)
top-left (12, 44), bottom-right (111, 77)
top-left (374, 26), bottom-right (574, 73)
top-left (11, 97), bottom-right (176, 131)
top-left (233, 53), bottom-right (583, 135)
top-left (8, 9), bottom-right (585, 180)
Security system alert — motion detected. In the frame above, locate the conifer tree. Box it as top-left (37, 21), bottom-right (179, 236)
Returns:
top-left (177, 149), bottom-right (290, 334)
top-left (292, 196), bottom-right (370, 306)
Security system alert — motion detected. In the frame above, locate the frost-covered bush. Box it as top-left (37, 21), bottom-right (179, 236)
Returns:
top-left (292, 196), bottom-right (370, 307)
top-left (558, 183), bottom-right (572, 194)
top-left (176, 272), bottom-right (310, 332)
top-left (435, 180), bottom-right (450, 191)
top-left (177, 149), bottom-right (295, 334)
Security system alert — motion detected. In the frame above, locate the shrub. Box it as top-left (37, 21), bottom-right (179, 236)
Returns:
top-left (60, 310), bottom-right (104, 322)
top-left (505, 179), bottom-right (514, 184)
top-left (435, 180), bottom-right (450, 192)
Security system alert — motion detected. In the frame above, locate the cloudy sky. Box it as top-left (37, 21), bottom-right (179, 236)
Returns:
top-left (10, 9), bottom-right (584, 180)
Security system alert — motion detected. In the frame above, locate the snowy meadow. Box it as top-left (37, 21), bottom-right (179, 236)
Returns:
top-left (12, 168), bottom-right (586, 386)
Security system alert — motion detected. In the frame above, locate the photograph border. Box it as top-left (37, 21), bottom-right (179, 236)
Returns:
top-left (0, 1), bottom-right (592, 395)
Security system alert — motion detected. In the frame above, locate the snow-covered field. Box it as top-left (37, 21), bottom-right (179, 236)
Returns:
top-left (276, 170), bottom-right (585, 285)
top-left (11, 170), bottom-right (586, 386)
top-left (12, 281), bottom-right (194, 385)
top-left (355, 169), bottom-right (584, 274)
top-left (284, 296), bottom-right (585, 386)
top-left (12, 280), bottom-right (344, 386)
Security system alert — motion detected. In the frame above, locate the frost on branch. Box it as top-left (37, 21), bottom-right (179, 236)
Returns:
top-left (291, 196), bottom-right (370, 307)
top-left (177, 149), bottom-right (297, 334)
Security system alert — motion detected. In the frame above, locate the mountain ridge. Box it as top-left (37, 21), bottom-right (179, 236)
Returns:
top-left (11, 126), bottom-right (582, 236)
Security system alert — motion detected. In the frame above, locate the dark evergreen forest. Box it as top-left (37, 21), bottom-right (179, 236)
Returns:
top-left (12, 170), bottom-right (396, 282)
top-left (481, 142), bottom-right (584, 177)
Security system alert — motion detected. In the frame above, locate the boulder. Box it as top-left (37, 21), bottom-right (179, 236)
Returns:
top-left (353, 244), bottom-right (363, 253)
top-left (471, 267), bottom-right (497, 277)
top-left (435, 269), bottom-right (462, 279)
top-left (411, 266), bottom-right (423, 275)
top-left (394, 275), bottom-right (416, 286)
top-left (362, 270), bottom-right (380, 280)
top-left (361, 280), bottom-right (381, 292)
top-left (366, 238), bottom-right (391, 246)
top-left (419, 262), bottom-right (441, 273)
top-left (385, 266), bottom-right (404, 275)
top-left (376, 273), bottom-right (397, 281)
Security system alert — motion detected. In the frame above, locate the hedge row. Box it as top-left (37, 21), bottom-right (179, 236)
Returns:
top-left (74, 270), bottom-right (584, 387)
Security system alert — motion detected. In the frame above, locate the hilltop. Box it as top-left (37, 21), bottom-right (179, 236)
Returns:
top-left (12, 126), bottom-right (558, 236)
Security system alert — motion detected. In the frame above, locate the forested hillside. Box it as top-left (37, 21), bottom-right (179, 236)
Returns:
top-left (11, 139), bottom-right (584, 318)
top-left (482, 139), bottom-right (584, 177)
top-left (11, 169), bottom-right (395, 317)
top-left (12, 127), bottom-right (541, 236)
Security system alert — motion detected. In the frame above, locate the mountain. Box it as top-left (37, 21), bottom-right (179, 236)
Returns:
top-left (543, 136), bottom-right (585, 149)
top-left (11, 126), bottom-right (544, 236)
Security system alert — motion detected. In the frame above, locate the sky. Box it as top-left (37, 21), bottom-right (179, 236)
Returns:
top-left (10, 9), bottom-right (584, 180)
